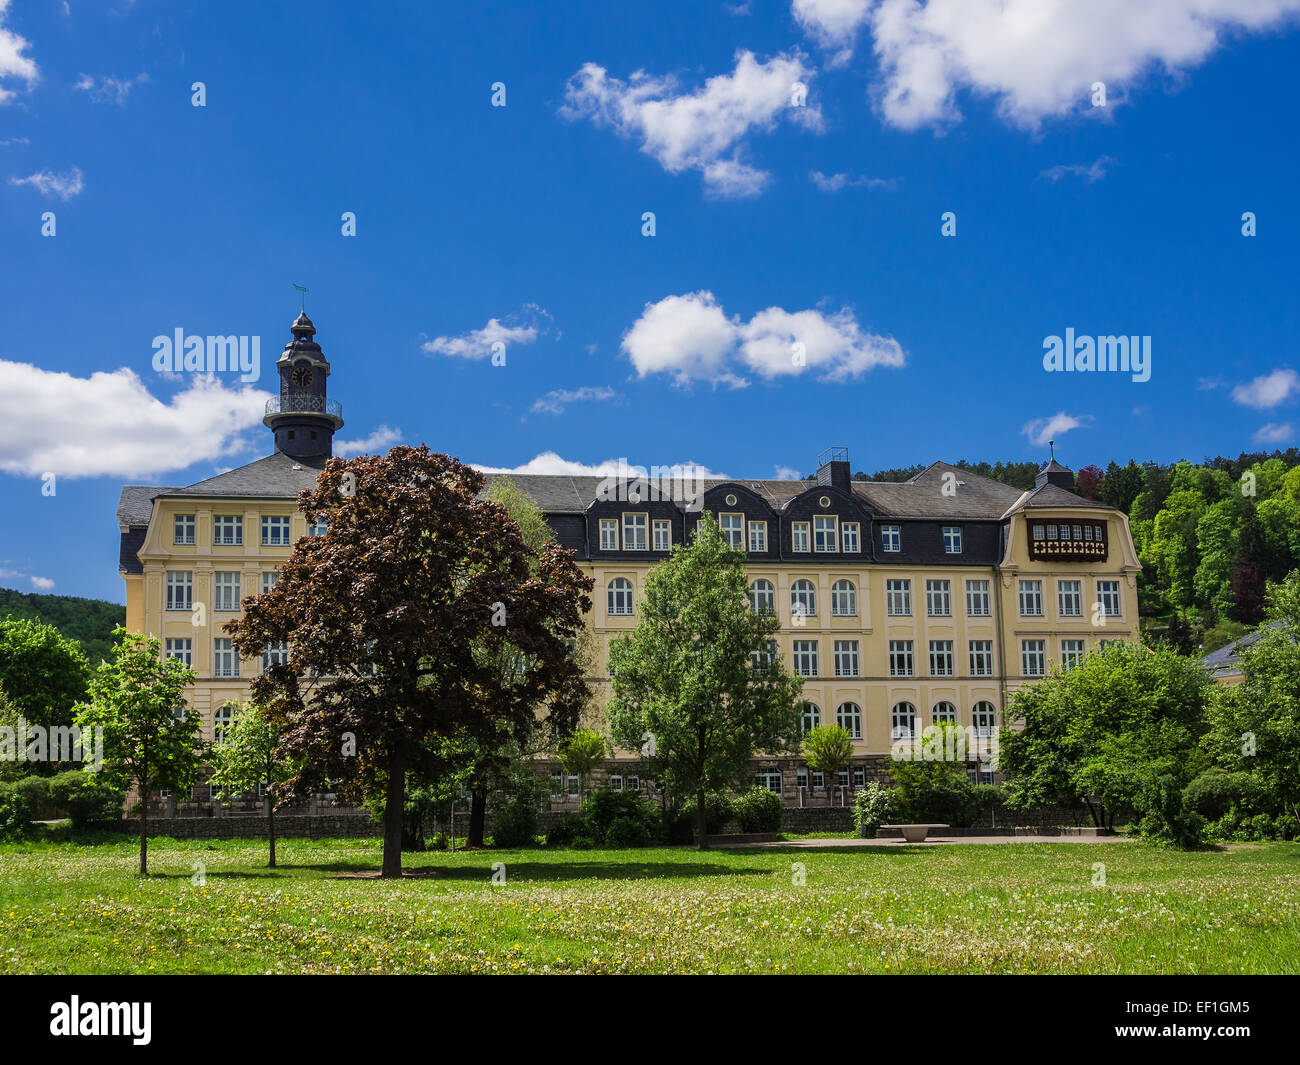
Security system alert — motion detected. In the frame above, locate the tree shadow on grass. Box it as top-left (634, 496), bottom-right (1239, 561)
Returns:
top-left (315, 860), bottom-right (778, 882)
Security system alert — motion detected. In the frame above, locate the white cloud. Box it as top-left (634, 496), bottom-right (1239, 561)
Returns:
top-left (421, 304), bottom-right (550, 359)
top-left (74, 71), bottom-right (149, 106)
top-left (473, 451), bottom-right (725, 479)
top-left (1254, 422), bottom-right (1293, 444)
top-left (1022, 411), bottom-right (1090, 448)
top-left (621, 290), bottom-right (904, 387)
top-left (530, 386), bottom-right (619, 415)
top-left (0, 135), bottom-right (28, 146)
top-left (1039, 156), bottom-right (1116, 183)
top-left (561, 50), bottom-right (822, 198)
top-left (809, 169), bottom-right (900, 192)
top-left (335, 424), bottom-right (403, 457)
top-left (29, 575), bottom-right (54, 591)
top-left (0, 567), bottom-right (53, 591)
top-left (0, 360), bottom-right (271, 478)
top-left (9, 166), bottom-right (84, 200)
top-left (797, 0), bottom-right (1300, 130)
top-left (0, 0), bottom-right (38, 105)
top-left (1232, 368), bottom-right (1299, 409)
top-left (773, 465), bottom-right (803, 480)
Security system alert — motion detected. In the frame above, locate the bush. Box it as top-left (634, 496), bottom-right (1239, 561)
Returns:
top-left (489, 799), bottom-right (539, 848)
top-left (851, 781), bottom-right (894, 835)
top-left (606, 815), bottom-right (654, 847)
top-left (1137, 773), bottom-right (1205, 849)
top-left (0, 784), bottom-right (31, 840)
top-left (732, 787), bottom-right (782, 833)
top-left (579, 788), bottom-right (660, 844)
top-left (48, 770), bottom-right (124, 825)
top-left (12, 775), bottom-right (52, 818)
top-left (670, 791), bottom-right (733, 841)
top-left (887, 759), bottom-right (985, 827)
top-left (1183, 768), bottom-right (1256, 821)
top-left (545, 815), bottom-right (583, 847)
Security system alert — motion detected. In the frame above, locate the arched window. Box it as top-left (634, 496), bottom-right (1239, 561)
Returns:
top-left (213, 701), bottom-right (239, 746)
top-left (831, 579), bottom-right (857, 616)
top-left (891, 701), bottom-right (917, 740)
top-left (972, 701), bottom-right (997, 737)
top-left (800, 701), bottom-right (821, 735)
top-left (607, 578), bottom-right (634, 616)
top-left (748, 579), bottom-right (775, 615)
top-left (791, 579), bottom-right (817, 619)
top-left (932, 701), bottom-right (957, 724)
top-left (837, 701), bottom-right (863, 740)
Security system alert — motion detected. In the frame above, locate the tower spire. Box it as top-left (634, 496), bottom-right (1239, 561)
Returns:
top-left (262, 306), bottom-right (343, 459)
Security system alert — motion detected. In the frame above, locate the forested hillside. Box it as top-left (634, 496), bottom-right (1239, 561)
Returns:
top-left (0, 588), bottom-right (124, 662)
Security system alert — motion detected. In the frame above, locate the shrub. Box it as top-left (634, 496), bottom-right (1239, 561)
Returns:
top-left (851, 781), bottom-right (894, 835)
top-left (48, 769), bottom-right (124, 825)
top-left (1183, 768), bottom-right (1256, 821)
top-left (674, 791), bottom-right (733, 838)
top-left (606, 815), bottom-right (654, 847)
top-left (545, 815), bottom-right (583, 847)
top-left (12, 775), bottom-right (52, 818)
top-left (732, 787), bottom-right (782, 832)
top-left (579, 787), bottom-right (660, 845)
top-left (490, 799), bottom-right (539, 848)
top-left (887, 759), bottom-right (984, 827)
top-left (0, 784), bottom-right (31, 840)
top-left (1137, 774), bottom-right (1205, 849)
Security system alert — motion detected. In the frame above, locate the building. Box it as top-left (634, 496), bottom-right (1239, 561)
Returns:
top-left (116, 312), bottom-right (1142, 808)
top-left (1199, 622), bottom-right (1288, 685)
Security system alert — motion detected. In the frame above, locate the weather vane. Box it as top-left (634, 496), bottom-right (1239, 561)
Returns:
top-left (292, 282), bottom-right (308, 313)
top-left (1049, 439), bottom-right (1056, 460)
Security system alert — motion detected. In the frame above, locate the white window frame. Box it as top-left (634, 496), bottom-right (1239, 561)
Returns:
top-left (748, 520), bottom-right (767, 553)
top-left (881, 525), bottom-right (901, 552)
top-left (792, 521), bottom-right (810, 553)
top-left (261, 515), bottom-right (291, 547)
top-left (262, 570), bottom-right (278, 594)
top-left (813, 515), bottom-right (838, 553)
top-left (791, 580), bottom-right (817, 619)
top-left (932, 701), bottom-right (957, 724)
top-left (943, 526), bottom-right (963, 554)
top-left (1019, 579), bottom-right (1043, 617)
top-left (623, 513), bottom-right (648, 551)
top-left (1096, 580), bottom-right (1122, 617)
top-left (799, 703), bottom-right (820, 735)
top-left (173, 514), bottom-right (196, 546)
top-left (599, 518), bottom-right (619, 551)
top-left (831, 579), bottom-right (857, 616)
top-left (886, 578), bottom-right (911, 616)
top-left (607, 578), bottom-right (634, 616)
top-left (1021, 639), bottom-right (1046, 676)
top-left (1061, 639), bottom-right (1086, 670)
top-left (165, 571), bottom-right (193, 612)
top-left (969, 640), bottom-right (993, 677)
top-left (652, 519), bottom-right (671, 551)
top-left (262, 639), bottom-right (290, 673)
top-left (164, 638), bottom-right (192, 665)
top-left (891, 702), bottom-right (916, 740)
top-left (1058, 579), bottom-right (1082, 617)
top-left (926, 578), bottom-right (951, 617)
top-left (748, 580), bottom-right (776, 615)
top-left (213, 638), bottom-right (239, 679)
top-left (966, 579), bottom-right (990, 617)
top-left (889, 640), bottom-right (914, 677)
top-left (837, 702), bottom-right (863, 740)
top-left (929, 640), bottom-right (954, 676)
top-left (213, 571), bottom-right (241, 612)
top-left (841, 522), bottom-right (860, 553)
top-left (792, 641), bottom-right (819, 678)
top-left (972, 702), bottom-right (997, 738)
top-left (833, 640), bottom-right (859, 678)
top-left (213, 515), bottom-right (242, 546)
top-left (719, 512), bottom-right (744, 549)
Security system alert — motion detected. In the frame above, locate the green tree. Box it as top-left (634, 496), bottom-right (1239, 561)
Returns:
top-left (607, 515), bottom-right (804, 848)
top-left (559, 729), bottom-right (607, 799)
top-left (0, 618), bottom-right (90, 735)
top-left (73, 628), bottom-right (203, 874)
top-left (802, 724), bottom-right (853, 802)
top-left (208, 703), bottom-right (299, 867)
top-left (228, 446), bottom-right (591, 878)
top-left (1099, 460), bottom-right (1145, 513)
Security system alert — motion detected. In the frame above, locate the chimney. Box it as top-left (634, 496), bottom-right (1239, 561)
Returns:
top-left (816, 446), bottom-right (851, 492)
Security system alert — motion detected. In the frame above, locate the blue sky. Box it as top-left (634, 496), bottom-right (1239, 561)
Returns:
top-left (1, 0), bottom-right (1299, 603)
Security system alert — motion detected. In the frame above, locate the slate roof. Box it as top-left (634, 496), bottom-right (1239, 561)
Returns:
top-left (1000, 482), bottom-right (1112, 518)
top-left (1200, 621), bottom-right (1289, 678)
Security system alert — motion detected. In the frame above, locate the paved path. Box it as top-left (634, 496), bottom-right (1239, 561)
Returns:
top-left (716, 834), bottom-right (1134, 848)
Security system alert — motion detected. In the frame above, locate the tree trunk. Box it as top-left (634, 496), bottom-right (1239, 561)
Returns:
top-left (695, 783), bottom-right (707, 850)
top-left (381, 748), bottom-right (406, 878)
top-left (468, 787), bottom-right (487, 848)
top-left (139, 779), bottom-right (148, 876)
top-left (268, 803), bottom-right (276, 868)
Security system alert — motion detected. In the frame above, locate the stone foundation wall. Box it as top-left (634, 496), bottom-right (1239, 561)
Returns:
top-left (86, 815), bottom-right (381, 839)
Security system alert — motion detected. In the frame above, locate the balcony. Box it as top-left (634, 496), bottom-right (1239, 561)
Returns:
top-left (263, 395), bottom-right (344, 428)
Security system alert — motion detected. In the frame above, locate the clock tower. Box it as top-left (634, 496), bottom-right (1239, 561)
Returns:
top-left (263, 309), bottom-right (344, 459)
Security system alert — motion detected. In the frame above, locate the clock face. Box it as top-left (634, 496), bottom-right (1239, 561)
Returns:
top-left (291, 363), bottom-right (314, 387)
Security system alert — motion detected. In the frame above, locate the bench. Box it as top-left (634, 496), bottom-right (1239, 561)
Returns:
top-left (880, 823), bottom-right (949, 843)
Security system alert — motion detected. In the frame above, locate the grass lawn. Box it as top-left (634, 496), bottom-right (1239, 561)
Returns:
top-left (2, 835), bottom-right (1297, 974)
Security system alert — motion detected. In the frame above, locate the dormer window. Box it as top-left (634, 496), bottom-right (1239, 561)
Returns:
top-left (600, 518), bottom-right (618, 551)
top-left (881, 525), bottom-right (900, 552)
top-left (814, 515), bottom-right (837, 552)
top-left (623, 513), bottom-right (647, 551)
top-left (719, 513), bottom-right (744, 548)
top-left (943, 526), bottom-right (963, 554)
top-left (792, 521), bottom-right (810, 552)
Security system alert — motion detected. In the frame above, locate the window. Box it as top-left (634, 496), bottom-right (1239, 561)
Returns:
top-left (262, 639), bottom-right (289, 673)
top-left (792, 641), bottom-right (819, 678)
top-left (852, 766), bottom-right (866, 787)
top-left (164, 638), bottom-right (192, 665)
top-left (1061, 639), bottom-right (1086, 670)
top-left (791, 579), bottom-right (817, 619)
top-left (749, 579), bottom-right (776, 615)
top-left (623, 513), bottom-right (648, 551)
top-left (719, 513), bottom-right (743, 548)
top-left (653, 519), bottom-right (671, 551)
top-left (1097, 580), bottom-right (1122, 617)
top-left (831, 579), bottom-right (856, 616)
top-left (833, 640), bottom-right (859, 677)
top-left (567, 775), bottom-right (580, 797)
top-left (886, 578), bottom-right (911, 616)
top-left (932, 701), bottom-right (957, 724)
top-left (549, 772), bottom-right (563, 799)
top-left (943, 526), bottom-right (963, 554)
top-left (261, 516), bottom-right (291, 546)
top-left (607, 578), bottom-right (634, 616)
top-left (966, 579), bottom-right (990, 617)
top-left (1047, 524), bottom-right (1058, 540)
top-left (307, 519), bottom-right (328, 537)
top-left (881, 525), bottom-right (901, 552)
top-left (609, 775), bottom-right (623, 792)
top-left (814, 515), bottom-right (838, 552)
top-left (969, 640), bottom-right (994, 676)
top-left (1021, 639), bottom-right (1046, 676)
top-left (1099, 639), bottom-right (1123, 651)
top-left (799, 702), bottom-right (820, 734)
top-left (841, 522), bottom-right (860, 553)
top-left (797, 767), bottom-right (809, 790)
top-left (173, 514), bottom-right (195, 545)
top-left (889, 640), bottom-right (914, 677)
top-left (1019, 579), bottom-right (1043, 617)
top-left (214, 571), bottom-right (241, 612)
top-left (165, 571), bottom-right (193, 611)
top-left (972, 701), bottom-right (997, 738)
top-left (792, 521), bottom-right (810, 552)
top-left (213, 515), bottom-right (242, 545)
top-left (213, 639), bottom-right (239, 678)
top-left (836, 770), bottom-right (850, 788)
top-left (262, 570), bottom-right (278, 594)
top-left (600, 518), bottom-right (618, 551)
top-left (837, 702), bottom-right (862, 739)
top-left (628, 776), bottom-right (640, 792)
top-left (755, 771), bottom-right (782, 794)
top-left (929, 640), bottom-right (954, 676)
top-left (891, 702), bottom-right (917, 739)
top-left (750, 640), bottom-right (777, 675)
top-left (748, 521), bottom-right (767, 553)
top-left (926, 579), bottom-right (951, 617)
top-left (1058, 579), bottom-right (1082, 617)
top-left (213, 702), bottom-right (239, 746)
top-left (1032, 524), bottom-right (1045, 541)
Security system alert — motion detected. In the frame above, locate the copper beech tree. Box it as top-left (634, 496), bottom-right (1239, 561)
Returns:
top-left (227, 446), bottom-right (592, 877)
